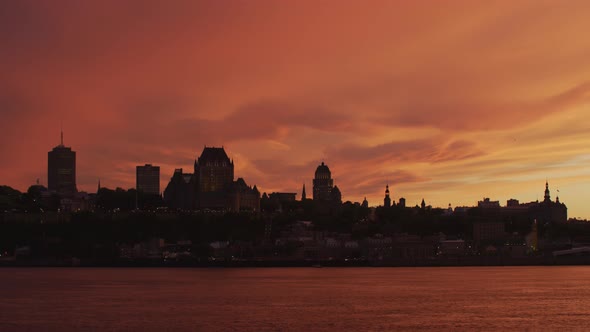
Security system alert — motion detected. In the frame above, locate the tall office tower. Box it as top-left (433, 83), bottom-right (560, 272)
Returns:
top-left (136, 164), bottom-right (160, 195)
top-left (48, 131), bottom-right (77, 196)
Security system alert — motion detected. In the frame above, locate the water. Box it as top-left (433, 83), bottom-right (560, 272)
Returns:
top-left (1, 267), bottom-right (590, 331)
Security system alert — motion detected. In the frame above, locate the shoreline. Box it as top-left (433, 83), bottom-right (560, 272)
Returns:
top-left (3, 256), bottom-right (590, 268)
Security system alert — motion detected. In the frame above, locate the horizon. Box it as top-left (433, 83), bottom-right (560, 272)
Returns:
top-left (2, 1), bottom-right (590, 219)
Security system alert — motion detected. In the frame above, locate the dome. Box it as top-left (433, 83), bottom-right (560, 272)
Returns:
top-left (315, 162), bottom-right (331, 178)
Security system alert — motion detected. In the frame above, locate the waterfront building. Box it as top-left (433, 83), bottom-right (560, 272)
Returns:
top-left (473, 222), bottom-right (506, 245)
top-left (500, 182), bottom-right (567, 224)
top-left (530, 181), bottom-right (567, 223)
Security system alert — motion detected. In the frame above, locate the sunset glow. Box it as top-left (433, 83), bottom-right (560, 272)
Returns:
top-left (2, 1), bottom-right (590, 218)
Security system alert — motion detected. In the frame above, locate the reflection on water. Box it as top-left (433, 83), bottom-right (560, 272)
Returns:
top-left (1, 267), bottom-right (590, 331)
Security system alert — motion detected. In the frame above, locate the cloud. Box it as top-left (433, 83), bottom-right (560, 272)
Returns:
top-left (2, 1), bottom-right (590, 218)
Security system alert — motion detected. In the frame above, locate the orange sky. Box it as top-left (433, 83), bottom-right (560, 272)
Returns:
top-left (2, 0), bottom-right (590, 218)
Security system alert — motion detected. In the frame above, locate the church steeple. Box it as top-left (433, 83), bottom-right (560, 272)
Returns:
top-left (544, 180), bottom-right (551, 202)
top-left (301, 184), bottom-right (307, 201)
top-left (384, 184), bottom-right (391, 208)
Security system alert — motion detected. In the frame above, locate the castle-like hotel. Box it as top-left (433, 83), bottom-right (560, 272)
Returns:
top-left (163, 147), bottom-right (261, 211)
top-left (162, 147), bottom-right (345, 212)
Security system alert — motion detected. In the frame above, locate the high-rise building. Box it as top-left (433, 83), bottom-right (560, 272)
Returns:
top-left (136, 164), bottom-right (160, 195)
top-left (48, 131), bottom-right (77, 196)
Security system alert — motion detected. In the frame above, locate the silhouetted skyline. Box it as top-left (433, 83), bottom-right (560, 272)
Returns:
top-left (1, 2), bottom-right (589, 218)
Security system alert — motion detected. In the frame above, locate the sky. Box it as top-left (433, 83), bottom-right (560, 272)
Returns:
top-left (1, 0), bottom-right (590, 218)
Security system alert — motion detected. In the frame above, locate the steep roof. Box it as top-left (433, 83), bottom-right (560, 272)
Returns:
top-left (198, 147), bottom-right (231, 164)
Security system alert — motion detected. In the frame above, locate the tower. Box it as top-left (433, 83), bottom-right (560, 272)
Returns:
top-left (331, 185), bottom-right (342, 204)
top-left (194, 146), bottom-right (234, 209)
top-left (47, 130), bottom-right (77, 196)
top-left (313, 162), bottom-right (334, 201)
top-left (136, 164), bottom-right (160, 195)
top-left (544, 180), bottom-right (551, 202)
top-left (384, 185), bottom-right (391, 208)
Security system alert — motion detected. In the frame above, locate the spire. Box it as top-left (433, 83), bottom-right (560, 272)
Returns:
top-left (384, 184), bottom-right (391, 208)
top-left (302, 184), bottom-right (307, 201)
top-left (421, 198), bottom-right (426, 209)
top-left (544, 180), bottom-right (551, 202)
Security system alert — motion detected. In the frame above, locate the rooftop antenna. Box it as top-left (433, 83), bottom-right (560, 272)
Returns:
top-left (60, 122), bottom-right (64, 146)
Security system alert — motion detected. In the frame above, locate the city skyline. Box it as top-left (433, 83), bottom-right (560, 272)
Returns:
top-left (20, 137), bottom-right (574, 216)
top-left (2, 1), bottom-right (590, 218)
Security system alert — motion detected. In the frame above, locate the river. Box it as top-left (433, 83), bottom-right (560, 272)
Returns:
top-left (1, 267), bottom-right (589, 331)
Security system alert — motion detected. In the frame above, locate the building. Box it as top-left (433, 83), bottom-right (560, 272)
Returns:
top-left (500, 181), bottom-right (567, 224)
top-left (47, 131), bottom-right (77, 196)
top-left (530, 181), bottom-right (567, 223)
top-left (194, 147), bottom-right (235, 209)
top-left (398, 197), bottom-right (406, 208)
top-left (331, 185), bottom-right (342, 204)
top-left (311, 162), bottom-right (342, 204)
top-left (164, 146), bottom-right (260, 211)
top-left (229, 178), bottom-right (260, 212)
top-left (136, 164), bottom-right (160, 195)
top-left (473, 222), bottom-right (506, 245)
top-left (269, 192), bottom-right (297, 203)
top-left (313, 162), bottom-right (334, 201)
top-left (163, 169), bottom-right (195, 210)
top-left (478, 198), bottom-right (500, 209)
